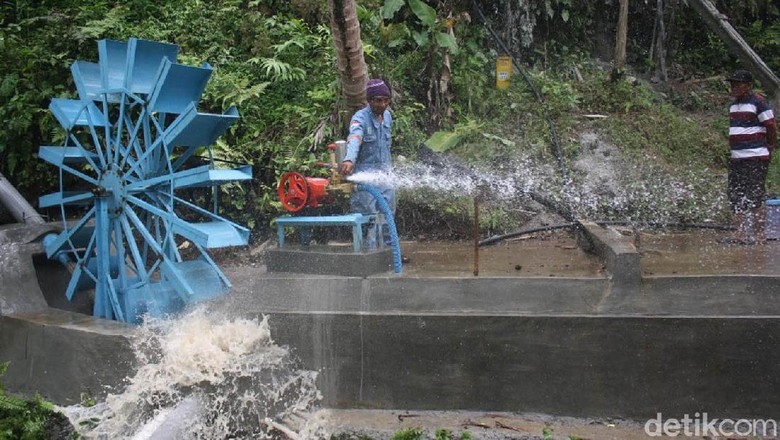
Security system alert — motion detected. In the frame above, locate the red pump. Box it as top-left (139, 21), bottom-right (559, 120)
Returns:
top-left (278, 143), bottom-right (352, 212)
top-left (277, 172), bottom-right (332, 212)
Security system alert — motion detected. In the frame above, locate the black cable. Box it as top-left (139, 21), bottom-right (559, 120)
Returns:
top-left (479, 223), bottom-right (577, 246)
top-left (479, 220), bottom-right (735, 247)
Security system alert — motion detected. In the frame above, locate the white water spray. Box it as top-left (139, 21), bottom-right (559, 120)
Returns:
top-left (63, 307), bottom-right (325, 439)
top-left (348, 132), bottom-right (727, 225)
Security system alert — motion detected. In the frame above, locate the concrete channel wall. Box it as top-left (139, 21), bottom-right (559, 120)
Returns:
top-left (2, 221), bottom-right (780, 420)
top-left (217, 272), bottom-right (780, 420)
top-left (0, 224), bottom-right (135, 404)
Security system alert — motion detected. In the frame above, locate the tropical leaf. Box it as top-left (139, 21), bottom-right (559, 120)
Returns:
top-left (272, 37), bottom-right (306, 53)
top-left (259, 58), bottom-right (306, 82)
top-left (425, 131), bottom-right (461, 152)
top-left (382, 0), bottom-right (405, 20)
top-left (408, 0), bottom-right (436, 28)
top-left (411, 30), bottom-right (429, 46)
top-left (435, 32), bottom-right (458, 53)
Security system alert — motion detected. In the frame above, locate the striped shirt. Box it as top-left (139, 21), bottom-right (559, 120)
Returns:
top-left (729, 92), bottom-right (775, 160)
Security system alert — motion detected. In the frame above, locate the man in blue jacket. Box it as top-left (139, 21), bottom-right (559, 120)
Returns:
top-left (339, 79), bottom-right (394, 250)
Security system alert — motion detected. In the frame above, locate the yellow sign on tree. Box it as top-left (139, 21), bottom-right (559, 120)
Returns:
top-left (496, 56), bottom-right (512, 89)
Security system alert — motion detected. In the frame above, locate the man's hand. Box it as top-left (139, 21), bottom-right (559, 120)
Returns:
top-left (339, 160), bottom-right (354, 175)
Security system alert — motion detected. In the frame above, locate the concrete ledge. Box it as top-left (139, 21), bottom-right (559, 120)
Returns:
top-left (0, 309), bottom-right (134, 404)
top-left (223, 271), bottom-right (780, 316)
top-left (0, 222), bottom-right (58, 246)
top-left (266, 247), bottom-right (393, 277)
top-left (577, 221), bottom-right (640, 285)
top-left (606, 275), bottom-right (780, 315)
top-left (0, 242), bottom-right (49, 315)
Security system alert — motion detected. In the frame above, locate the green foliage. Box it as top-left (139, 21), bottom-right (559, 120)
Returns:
top-left (425, 131), bottom-right (462, 153)
top-left (382, 0), bottom-right (455, 53)
top-left (536, 72), bottom-right (582, 118)
top-left (739, 18), bottom-right (780, 73)
top-left (391, 427), bottom-right (425, 440)
top-left (332, 428), bottom-right (472, 440)
top-left (1, 0), bottom-right (776, 237)
top-left (578, 74), bottom-right (656, 115)
top-left (424, 119), bottom-right (483, 153)
top-left (0, 362), bottom-right (68, 440)
top-left (80, 392), bottom-right (97, 408)
top-left (0, 1), bottom-right (345, 237)
top-left (391, 101), bottom-right (428, 158)
top-left (599, 103), bottom-right (725, 168)
top-left (434, 428), bottom-right (473, 440)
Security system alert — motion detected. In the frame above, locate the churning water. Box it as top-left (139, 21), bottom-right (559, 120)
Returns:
top-left (63, 307), bottom-right (326, 439)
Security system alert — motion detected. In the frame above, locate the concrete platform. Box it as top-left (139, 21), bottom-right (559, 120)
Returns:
top-left (266, 245), bottom-right (393, 277)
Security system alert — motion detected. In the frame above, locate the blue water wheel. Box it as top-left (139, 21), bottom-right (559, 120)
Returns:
top-left (39, 38), bottom-right (252, 323)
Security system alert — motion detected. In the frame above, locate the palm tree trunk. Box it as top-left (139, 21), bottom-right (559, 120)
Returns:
top-left (328, 0), bottom-right (368, 114)
top-left (614, 0), bottom-right (629, 73)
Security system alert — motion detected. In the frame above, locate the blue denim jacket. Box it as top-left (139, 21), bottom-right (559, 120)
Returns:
top-left (344, 105), bottom-right (392, 172)
top-left (344, 105), bottom-right (395, 234)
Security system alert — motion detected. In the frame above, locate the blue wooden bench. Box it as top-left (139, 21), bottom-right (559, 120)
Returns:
top-left (275, 214), bottom-right (380, 252)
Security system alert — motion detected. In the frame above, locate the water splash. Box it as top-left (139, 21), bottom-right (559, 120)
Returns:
top-left (62, 307), bottom-right (325, 439)
top-left (348, 132), bottom-right (727, 226)
top-left (347, 163), bottom-right (478, 194)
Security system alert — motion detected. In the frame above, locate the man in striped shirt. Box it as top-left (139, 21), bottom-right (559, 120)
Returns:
top-left (726, 69), bottom-right (777, 244)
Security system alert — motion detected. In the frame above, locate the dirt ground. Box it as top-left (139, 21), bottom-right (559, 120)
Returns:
top-left (316, 409), bottom-right (657, 440)
top-left (215, 226), bottom-right (780, 278)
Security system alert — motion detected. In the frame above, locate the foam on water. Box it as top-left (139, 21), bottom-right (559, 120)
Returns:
top-left (62, 307), bottom-right (325, 439)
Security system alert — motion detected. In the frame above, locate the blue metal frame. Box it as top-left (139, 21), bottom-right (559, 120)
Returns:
top-left (40, 38), bottom-right (251, 323)
top-left (275, 214), bottom-right (376, 252)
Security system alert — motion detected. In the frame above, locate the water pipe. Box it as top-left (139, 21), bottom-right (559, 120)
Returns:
top-left (473, 195), bottom-right (479, 276)
top-left (358, 184), bottom-right (402, 274)
top-left (0, 171), bottom-right (45, 225)
top-left (480, 223), bottom-right (577, 247)
top-left (0, 172), bottom-right (69, 264)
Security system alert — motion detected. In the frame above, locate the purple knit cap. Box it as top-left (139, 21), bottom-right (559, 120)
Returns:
top-left (366, 79), bottom-right (391, 100)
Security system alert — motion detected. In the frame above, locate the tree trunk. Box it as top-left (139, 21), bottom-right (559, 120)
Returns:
top-left (654, 0), bottom-right (667, 82)
top-left (686, 0), bottom-right (779, 106)
top-left (613, 0), bottom-right (629, 73)
top-left (439, 11), bottom-right (456, 124)
top-left (328, 0), bottom-right (368, 114)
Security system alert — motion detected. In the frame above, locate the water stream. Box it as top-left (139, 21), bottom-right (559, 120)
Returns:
top-left (349, 135), bottom-right (726, 225)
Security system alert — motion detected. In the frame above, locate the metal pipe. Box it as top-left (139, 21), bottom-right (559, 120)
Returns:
top-left (0, 171), bottom-right (45, 224)
top-left (473, 195), bottom-right (479, 276)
